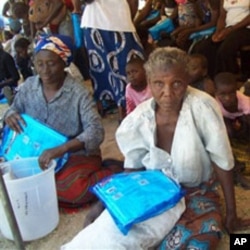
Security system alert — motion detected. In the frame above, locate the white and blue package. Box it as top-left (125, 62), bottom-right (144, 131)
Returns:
top-left (0, 114), bottom-right (69, 173)
top-left (91, 170), bottom-right (185, 235)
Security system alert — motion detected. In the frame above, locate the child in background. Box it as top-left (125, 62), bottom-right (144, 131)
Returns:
top-left (0, 42), bottom-right (20, 105)
top-left (14, 37), bottom-right (34, 80)
top-left (189, 53), bottom-right (215, 96)
top-left (125, 57), bottom-right (152, 115)
top-left (214, 72), bottom-right (250, 189)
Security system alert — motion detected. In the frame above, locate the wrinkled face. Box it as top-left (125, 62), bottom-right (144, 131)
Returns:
top-left (189, 57), bottom-right (206, 82)
top-left (126, 62), bottom-right (146, 89)
top-left (35, 50), bottom-right (65, 85)
top-left (148, 65), bottom-right (189, 113)
top-left (215, 83), bottom-right (238, 112)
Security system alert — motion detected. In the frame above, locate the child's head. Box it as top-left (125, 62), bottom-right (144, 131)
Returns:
top-left (214, 72), bottom-right (238, 112)
top-left (3, 30), bottom-right (13, 42)
top-left (189, 54), bottom-right (208, 82)
top-left (14, 37), bottom-right (30, 59)
top-left (125, 57), bottom-right (147, 91)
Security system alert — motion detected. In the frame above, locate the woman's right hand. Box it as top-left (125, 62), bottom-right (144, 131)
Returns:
top-left (4, 113), bottom-right (26, 134)
top-left (83, 201), bottom-right (104, 228)
top-left (212, 27), bottom-right (232, 42)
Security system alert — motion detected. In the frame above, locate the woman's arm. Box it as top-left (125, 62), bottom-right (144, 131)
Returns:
top-left (212, 164), bottom-right (237, 233)
top-left (228, 14), bottom-right (250, 31)
top-left (71, 0), bottom-right (82, 14)
top-left (134, 0), bottom-right (150, 25)
top-left (127, 0), bottom-right (139, 20)
top-left (213, 0), bottom-right (250, 42)
top-left (213, 163), bottom-right (250, 232)
top-left (38, 138), bottom-right (84, 169)
top-left (215, 0), bottom-right (227, 32)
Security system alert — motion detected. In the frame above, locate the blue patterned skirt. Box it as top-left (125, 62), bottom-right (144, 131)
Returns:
top-left (83, 28), bottom-right (144, 107)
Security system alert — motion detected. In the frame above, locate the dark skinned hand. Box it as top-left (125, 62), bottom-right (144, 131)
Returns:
top-left (4, 112), bottom-right (26, 134)
top-left (38, 146), bottom-right (65, 170)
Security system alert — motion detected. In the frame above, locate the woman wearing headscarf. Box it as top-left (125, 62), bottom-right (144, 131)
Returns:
top-left (3, 34), bottom-right (121, 209)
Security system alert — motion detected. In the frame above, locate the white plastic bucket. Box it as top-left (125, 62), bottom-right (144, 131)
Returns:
top-left (0, 157), bottom-right (59, 241)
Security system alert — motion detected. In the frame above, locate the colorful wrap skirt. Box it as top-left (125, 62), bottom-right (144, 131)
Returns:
top-left (158, 181), bottom-right (223, 250)
top-left (83, 28), bottom-right (144, 107)
top-left (56, 155), bottom-right (113, 209)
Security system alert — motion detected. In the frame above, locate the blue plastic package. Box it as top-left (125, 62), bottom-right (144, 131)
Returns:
top-left (0, 114), bottom-right (69, 173)
top-left (146, 9), bottom-right (160, 21)
top-left (148, 18), bottom-right (175, 41)
top-left (91, 170), bottom-right (185, 235)
top-left (71, 13), bottom-right (83, 48)
top-left (189, 27), bottom-right (216, 40)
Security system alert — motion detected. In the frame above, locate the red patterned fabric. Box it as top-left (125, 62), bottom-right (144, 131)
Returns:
top-left (56, 155), bottom-right (113, 209)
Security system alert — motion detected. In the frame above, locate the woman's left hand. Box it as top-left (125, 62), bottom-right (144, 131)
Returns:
top-left (39, 146), bottom-right (65, 170)
top-left (212, 27), bottom-right (232, 42)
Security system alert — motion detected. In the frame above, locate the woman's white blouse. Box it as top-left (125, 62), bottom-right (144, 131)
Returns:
top-left (224, 0), bottom-right (250, 28)
top-left (116, 87), bottom-right (234, 187)
top-left (81, 0), bottom-right (136, 32)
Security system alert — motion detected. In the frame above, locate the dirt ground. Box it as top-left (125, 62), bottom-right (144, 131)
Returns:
top-left (0, 90), bottom-right (250, 250)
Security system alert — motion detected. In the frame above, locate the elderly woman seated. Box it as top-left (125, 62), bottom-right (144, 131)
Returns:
top-left (61, 47), bottom-right (250, 249)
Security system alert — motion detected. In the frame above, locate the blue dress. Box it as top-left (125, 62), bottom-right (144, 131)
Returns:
top-left (83, 28), bottom-right (144, 107)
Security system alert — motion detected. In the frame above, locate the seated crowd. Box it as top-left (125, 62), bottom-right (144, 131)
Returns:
top-left (0, 0), bottom-right (250, 249)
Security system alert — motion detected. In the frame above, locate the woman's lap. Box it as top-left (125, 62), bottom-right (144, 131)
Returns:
top-left (56, 155), bottom-right (113, 208)
top-left (191, 28), bottom-right (250, 77)
top-left (158, 185), bottom-right (223, 250)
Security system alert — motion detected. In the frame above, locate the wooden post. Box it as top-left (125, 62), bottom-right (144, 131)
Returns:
top-left (0, 168), bottom-right (25, 250)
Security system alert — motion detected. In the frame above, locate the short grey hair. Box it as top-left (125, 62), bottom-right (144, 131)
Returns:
top-left (144, 47), bottom-right (190, 80)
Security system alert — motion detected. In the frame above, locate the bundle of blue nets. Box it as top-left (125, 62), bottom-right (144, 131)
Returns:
top-left (0, 114), bottom-right (69, 173)
top-left (91, 170), bottom-right (185, 234)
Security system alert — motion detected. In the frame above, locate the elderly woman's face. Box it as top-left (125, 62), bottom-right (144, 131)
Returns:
top-left (148, 65), bottom-right (189, 113)
top-left (35, 50), bottom-right (65, 85)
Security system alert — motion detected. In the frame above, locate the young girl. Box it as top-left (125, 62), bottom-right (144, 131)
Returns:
top-left (214, 72), bottom-right (250, 189)
top-left (125, 57), bottom-right (152, 115)
top-left (189, 53), bottom-right (215, 96)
